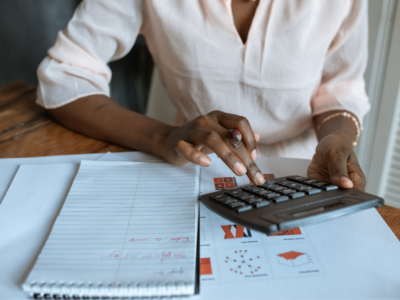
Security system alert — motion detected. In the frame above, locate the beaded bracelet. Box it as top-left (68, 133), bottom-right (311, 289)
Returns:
top-left (316, 112), bottom-right (360, 148)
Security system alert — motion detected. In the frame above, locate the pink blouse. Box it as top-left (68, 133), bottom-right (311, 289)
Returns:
top-left (37, 0), bottom-right (370, 159)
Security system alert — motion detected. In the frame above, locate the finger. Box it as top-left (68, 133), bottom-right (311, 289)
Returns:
top-left (307, 154), bottom-right (330, 182)
top-left (190, 130), bottom-right (249, 177)
top-left (204, 127), bottom-right (265, 185)
top-left (211, 111), bottom-right (258, 160)
top-left (175, 140), bottom-right (212, 167)
top-left (254, 132), bottom-right (260, 142)
top-left (194, 130), bottom-right (264, 184)
top-left (349, 172), bottom-right (365, 191)
top-left (327, 149), bottom-right (354, 188)
top-left (347, 154), bottom-right (366, 191)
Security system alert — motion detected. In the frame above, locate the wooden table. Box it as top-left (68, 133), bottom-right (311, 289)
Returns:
top-left (1, 81), bottom-right (400, 240)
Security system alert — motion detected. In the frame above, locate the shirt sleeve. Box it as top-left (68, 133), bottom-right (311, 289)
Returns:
top-left (311, 0), bottom-right (370, 127)
top-left (37, 0), bottom-right (143, 109)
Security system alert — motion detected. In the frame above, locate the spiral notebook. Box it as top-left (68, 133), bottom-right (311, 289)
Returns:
top-left (22, 161), bottom-right (200, 298)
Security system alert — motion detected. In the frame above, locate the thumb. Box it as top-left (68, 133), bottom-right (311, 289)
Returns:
top-left (328, 152), bottom-right (353, 189)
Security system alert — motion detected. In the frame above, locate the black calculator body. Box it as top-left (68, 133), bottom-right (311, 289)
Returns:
top-left (200, 175), bottom-right (384, 234)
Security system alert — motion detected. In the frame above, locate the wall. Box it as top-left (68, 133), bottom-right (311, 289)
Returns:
top-left (0, 0), bottom-right (153, 113)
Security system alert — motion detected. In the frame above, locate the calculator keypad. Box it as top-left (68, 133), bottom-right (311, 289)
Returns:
top-left (208, 176), bottom-right (339, 213)
top-left (295, 185), bottom-right (312, 191)
top-left (290, 192), bottom-right (305, 199)
top-left (254, 200), bottom-right (270, 208)
top-left (244, 197), bottom-right (263, 204)
top-left (307, 188), bottom-right (321, 195)
top-left (220, 198), bottom-right (238, 204)
top-left (311, 181), bottom-right (329, 188)
top-left (281, 189), bottom-right (296, 195)
top-left (263, 193), bottom-right (281, 199)
top-left (210, 193), bottom-right (231, 202)
top-left (273, 196), bottom-right (289, 203)
top-left (324, 185), bottom-right (339, 191)
top-left (226, 201), bottom-right (245, 208)
top-left (236, 205), bottom-right (252, 213)
top-left (254, 190), bottom-right (270, 196)
top-left (233, 193), bottom-right (254, 200)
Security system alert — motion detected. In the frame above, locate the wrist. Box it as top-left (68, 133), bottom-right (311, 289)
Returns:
top-left (324, 131), bottom-right (354, 148)
top-left (315, 111), bottom-right (360, 148)
top-left (152, 124), bottom-right (175, 160)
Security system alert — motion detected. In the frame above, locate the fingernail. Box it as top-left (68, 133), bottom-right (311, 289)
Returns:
top-left (199, 156), bottom-right (211, 166)
top-left (251, 149), bottom-right (257, 160)
top-left (234, 162), bottom-right (247, 175)
top-left (255, 172), bottom-right (265, 185)
top-left (340, 176), bottom-right (351, 183)
top-left (340, 176), bottom-right (353, 187)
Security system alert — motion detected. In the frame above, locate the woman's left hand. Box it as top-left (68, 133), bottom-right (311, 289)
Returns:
top-left (307, 132), bottom-right (366, 191)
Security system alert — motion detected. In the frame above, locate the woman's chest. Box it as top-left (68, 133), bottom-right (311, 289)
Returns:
top-left (141, 0), bottom-right (348, 89)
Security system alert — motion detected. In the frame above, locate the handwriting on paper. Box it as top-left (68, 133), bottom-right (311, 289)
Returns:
top-left (100, 250), bottom-right (186, 261)
top-left (154, 267), bottom-right (184, 275)
top-left (128, 238), bottom-right (148, 242)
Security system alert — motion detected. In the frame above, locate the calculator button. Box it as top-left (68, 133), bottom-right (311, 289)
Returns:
top-left (283, 182), bottom-right (302, 188)
top-left (273, 196), bottom-right (289, 203)
top-left (254, 200), bottom-right (270, 208)
top-left (324, 185), bottom-right (339, 191)
top-left (226, 201), bottom-right (245, 208)
top-left (236, 205), bottom-right (252, 213)
top-left (210, 193), bottom-right (231, 202)
top-left (311, 181), bottom-right (330, 188)
top-left (270, 186), bottom-right (285, 192)
top-left (244, 197), bottom-right (262, 204)
top-left (225, 190), bottom-right (246, 197)
top-left (295, 185), bottom-right (312, 191)
top-left (306, 188), bottom-right (321, 195)
top-left (263, 184), bottom-right (279, 189)
top-left (287, 176), bottom-right (309, 182)
top-left (248, 188), bottom-right (266, 194)
top-left (278, 181), bottom-right (292, 186)
top-left (263, 179), bottom-right (282, 185)
top-left (290, 192), bottom-right (305, 199)
top-left (280, 189), bottom-right (296, 195)
top-left (303, 179), bottom-right (318, 185)
top-left (242, 186), bottom-right (260, 193)
top-left (254, 190), bottom-right (270, 196)
top-left (262, 193), bottom-right (280, 199)
top-left (234, 193), bottom-right (254, 200)
top-left (220, 198), bottom-right (238, 204)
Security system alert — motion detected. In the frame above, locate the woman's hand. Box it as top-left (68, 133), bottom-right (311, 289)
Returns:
top-left (158, 110), bottom-right (266, 185)
top-left (307, 132), bottom-right (366, 191)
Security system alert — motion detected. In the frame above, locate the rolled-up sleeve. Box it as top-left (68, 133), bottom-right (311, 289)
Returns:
top-left (311, 0), bottom-right (370, 127)
top-left (37, 0), bottom-right (143, 109)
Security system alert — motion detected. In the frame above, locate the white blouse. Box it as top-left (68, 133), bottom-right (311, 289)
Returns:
top-left (37, 0), bottom-right (370, 159)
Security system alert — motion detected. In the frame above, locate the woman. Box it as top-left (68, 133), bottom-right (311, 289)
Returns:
top-left (37, 0), bottom-right (368, 189)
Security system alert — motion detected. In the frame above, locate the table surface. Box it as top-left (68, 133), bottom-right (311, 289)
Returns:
top-left (1, 81), bottom-right (399, 241)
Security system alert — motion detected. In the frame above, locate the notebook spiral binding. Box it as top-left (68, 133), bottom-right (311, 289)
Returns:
top-left (28, 281), bottom-right (191, 299)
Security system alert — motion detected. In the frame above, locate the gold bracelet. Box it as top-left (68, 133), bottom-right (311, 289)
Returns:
top-left (316, 112), bottom-right (360, 148)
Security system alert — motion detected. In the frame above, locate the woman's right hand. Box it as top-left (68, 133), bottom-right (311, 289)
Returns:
top-left (47, 97), bottom-right (264, 184)
top-left (158, 110), bottom-right (265, 185)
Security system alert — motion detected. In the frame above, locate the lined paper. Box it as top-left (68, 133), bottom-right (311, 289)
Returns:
top-left (23, 161), bottom-right (199, 296)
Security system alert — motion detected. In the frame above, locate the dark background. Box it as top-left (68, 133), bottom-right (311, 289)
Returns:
top-left (0, 0), bottom-right (153, 113)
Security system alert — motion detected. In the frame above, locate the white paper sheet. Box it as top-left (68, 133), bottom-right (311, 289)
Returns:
top-left (97, 151), bottom-right (163, 163)
top-left (0, 153), bottom-right (104, 203)
top-left (22, 161), bottom-right (200, 297)
top-left (1, 152), bottom-right (400, 299)
top-left (0, 163), bottom-right (80, 299)
top-left (0, 152), bottom-right (143, 299)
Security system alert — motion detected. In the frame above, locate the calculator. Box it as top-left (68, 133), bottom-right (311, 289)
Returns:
top-left (200, 175), bottom-right (384, 234)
